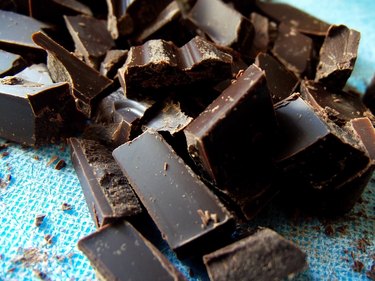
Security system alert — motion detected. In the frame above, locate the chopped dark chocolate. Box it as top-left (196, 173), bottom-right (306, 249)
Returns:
top-left (315, 25), bottom-right (360, 89)
top-left (69, 138), bottom-right (142, 228)
top-left (14, 64), bottom-right (53, 85)
top-left (78, 221), bottom-right (186, 281)
top-left (100, 50), bottom-right (128, 79)
top-left (249, 13), bottom-right (270, 59)
top-left (61, 202), bottom-right (72, 211)
top-left (35, 214), bottom-right (46, 227)
top-left (363, 75), bottom-right (375, 114)
top-left (203, 228), bottom-right (307, 281)
top-left (32, 31), bottom-right (113, 117)
top-left (113, 131), bottom-right (234, 257)
top-left (349, 117), bottom-right (375, 160)
top-left (0, 49), bottom-right (26, 77)
top-left (54, 159), bottom-right (66, 170)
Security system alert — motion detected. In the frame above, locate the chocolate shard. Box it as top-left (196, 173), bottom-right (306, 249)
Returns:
top-left (315, 25), bottom-right (360, 89)
top-left (113, 131), bottom-right (234, 257)
top-left (187, 0), bottom-right (254, 56)
top-left (255, 52), bottom-right (299, 103)
top-left (32, 31), bottom-right (113, 117)
top-left (100, 50), bottom-right (128, 79)
top-left (272, 22), bottom-right (313, 77)
top-left (349, 117), bottom-right (375, 161)
top-left (14, 64), bottom-right (53, 85)
top-left (363, 75), bottom-right (375, 115)
top-left (0, 49), bottom-right (26, 77)
top-left (249, 12), bottom-right (270, 59)
top-left (203, 228), bottom-right (307, 281)
top-left (64, 14), bottom-right (115, 69)
top-left (78, 221), bottom-right (187, 281)
top-left (119, 36), bottom-right (232, 98)
top-left (0, 76), bottom-right (74, 146)
top-left (255, 0), bottom-right (330, 36)
top-left (69, 138), bottom-right (142, 228)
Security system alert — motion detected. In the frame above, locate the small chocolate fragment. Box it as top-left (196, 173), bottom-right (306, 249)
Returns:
top-left (78, 221), bottom-right (186, 281)
top-left (187, 0), bottom-right (254, 56)
top-left (32, 31), bottom-right (113, 117)
top-left (255, 0), bottom-right (330, 36)
top-left (100, 50), bottom-right (128, 79)
top-left (113, 131), bottom-right (234, 257)
top-left (315, 25), bottom-right (360, 89)
top-left (35, 214), bottom-right (46, 227)
top-left (255, 52), bottom-right (299, 103)
top-left (203, 228), bottom-right (307, 281)
top-left (249, 13), bottom-right (270, 59)
top-left (61, 202), bottom-right (72, 211)
top-left (69, 138), bottom-right (142, 228)
top-left (54, 159), bottom-right (66, 170)
top-left (272, 22), bottom-right (313, 77)
top-left (64, 14), bottom-right (115, 69)
top-left (363, 75), bottom-right (375, 114)
top-left (0, 50), bottom-right (26, 77)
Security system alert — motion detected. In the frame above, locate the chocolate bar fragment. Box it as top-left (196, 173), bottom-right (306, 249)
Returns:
top-left (69, 138), bottom-right (142, 228)
top-left (0, 50), bottom-right (26, 77)
top-left (187, 0), bottom-right (254, 56)
top-left (249, 13), bottom-right (270, 59)
top-left (272, 22), bottom-right (313, 77)
top-left (78, 221), bottom-right (186, 281)
top-left (100, 50), bottom-right (128, 79)
top-left (255, 0), bottom-right (330, 36)
top-left (113, 131), bottom-right (234, 257)
top-left (14, 64), bottom-right (53, 85)
top-left (349, 117), bottom-right (375, 160)
top-left (119, 36), bottom-right (232, 98)
top-left (203, 228), bottom-right (307, 281)
top-left (255, 52), bottom-right (299, 103)
top-left (315, 25), bottom-right (360, 89)
top-left (64, 14), bottom-right (115, 69)
top-left (0, 77), bottom-right (74, 145)
top-left (32, 31), bottom-right (113, 117)
top-left (363, 75), bottom-right (375, 115)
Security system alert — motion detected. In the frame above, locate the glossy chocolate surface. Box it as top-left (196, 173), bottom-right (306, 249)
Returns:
top-left (0, 49), bottom-right (26, 77)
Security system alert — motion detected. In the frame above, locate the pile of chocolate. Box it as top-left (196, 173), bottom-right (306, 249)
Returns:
top-left (1, 0), bottom-right (374, 280)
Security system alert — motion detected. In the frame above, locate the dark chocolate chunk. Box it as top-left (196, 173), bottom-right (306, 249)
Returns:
top-left (255, 0), bottom-right (330, 36)
top-left (249, 13), bottom-right (270, 59)
top-left (255, 52), bottom-right (299, 103)
top-left (113, 131), bottom-right (234, 257)
top-left (34, 214), bottom-right (46, 227)
top-left (363, 75), bottom-right (375, 114)
top-left (14, 64), bottom-right (53, 85)
top-left (203, 228), bottom-right (307, 281)
top-left (315, 25), bottom-right (360, 89)
top-left (64, 14), bottom-right (115, 69)
top-left (78, 221), bottom-right (186, 281)
top-left (32, 31), bottom-right (113, 117)
top-left (0, 50), bottom-right (26, 77)
top-left (61, 202), bottom-right (72, 211)
top-left (100, 50), bottom-right (128, 79)
top-left (349, 117), bottom-right (375, 160)
top-left (69, 138), bottom-right (142, 228)
top-left (272, 22), bottom-right (313, 77)
top-left (187, 0), bottom-right (254, 56)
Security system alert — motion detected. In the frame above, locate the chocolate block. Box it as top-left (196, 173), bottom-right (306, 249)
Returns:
top-left (249, 13), bottom-right (270, 59)
top-left (119, 36), bottom-right (232, 98)
top-left (100, 50), bottom-right (128, 79)
top-left (272, 22), bottom-right (313, 77)
top-left (32, 31), bottom-right (113, 117)
top-left (184, 64), bottom-right (276, 189)
top-left (363, 75), bottom-right (375, 115)
top-left (113, 131), bottom-right (234, 257)
top-left (203, 228), bottom-right (307, 281)
top-left (78, 221), bottom-right (186, 281)
top-left (69, 138), bottom-right (142, 227)
top-left (255, 52), bottom-right (299, 103)
top-left (0, 77), bottom-right (73, 145)
top-left (0, 49), bottom-right (26, 77)
top-left (315, 25), bottom-right (360, 89)
top-left (187, 0), bottom-right (254, 56)
top-left (64, 14), bottom-right (115, 69)
top-left (255, 0), bottom-right (330, 36)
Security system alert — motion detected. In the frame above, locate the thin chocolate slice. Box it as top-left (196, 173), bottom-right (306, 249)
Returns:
top-left (255, 0), bottom-right (330, 36)
top-left (113, 131), bottom-right (234, 257)
top-left (69, 138), bottom-right (142, 227)
top-left (100, 50), bottom-right (128, 79)
top-left (187, 0), bottom-right (254, 56)
top-left (363, 75), bottom-right (375, 115)
top-left (272, 22), bottom-right (313, 77)
top-left (0, 49), bottom-right (26, 77)
top-left (315, 25), bottom-right (360, 89)
top-left (78, 221), bottom-right (186, 281)
top-left (255, 52), bottom-right (299, 103)
top-left (0, 77), bottom-right (74, 145)
top-left (64, 14), bottom-right (115, 69)
top-left (32, 31), bottom-right (113, 117)
top-left (203, 228), bottom-right (307, 281)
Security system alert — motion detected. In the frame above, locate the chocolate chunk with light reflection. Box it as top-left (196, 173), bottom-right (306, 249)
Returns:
top-left (0, 50), bottom-right (26, 77)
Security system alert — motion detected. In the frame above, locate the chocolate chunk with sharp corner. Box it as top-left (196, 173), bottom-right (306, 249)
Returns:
top-left (100, 50), bottom-right (128, 79)
top-left (249, 13), bottom-right (270, 59)
top-left (0, 50), bottom-right (26, 77)
top-left (14, 64), bottom-right (53, 85)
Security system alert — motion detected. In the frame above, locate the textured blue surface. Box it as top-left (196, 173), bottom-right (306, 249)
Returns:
top-left (0, 1), bottom-right (375, 281)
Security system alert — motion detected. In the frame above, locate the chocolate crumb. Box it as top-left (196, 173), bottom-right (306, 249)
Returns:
top-left (336, 225), bottom-right (348, 235)
top-left (356, 238), bottom-right (371, 253)
top-left (33, 155), bottom-right (40, 161)
top-left (367, 263), bottom-right (375, 280)
top-left (46, 155), bottom-right (58, 166)
top-left (44, 234), bottom-right (53, 245)
top-left (1, 151), bottom-right (9, 157)
top-left (324, 225), bottom-right (335, 236)
top-left (353, 260), bottom-right (364, 272)
top-left (54, 159), bottom-right (66, 170)
top-left (0, 143), bottom-right (9, 151)
top-left (61, 203), bottom-right (72, 211)
top-left (35, 215), bottom-right (46, 227)
top-left (33, 269), bottom-right (48, 280)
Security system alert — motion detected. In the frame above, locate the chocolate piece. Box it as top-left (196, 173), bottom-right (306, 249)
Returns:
top-left (255, 0), bottom-right (330, 36)
top-left (272, 22), bottom-right (313, 77)
top-left (0, 76), bottom-right (74, 146)
top-left (32, 31), bottom-right (113, 117)
top-left (187, 0), bottom-right (254, 56)
top-left (113, 131), bottom-right (234, 257)
top-left (223, 0), bottom-right (256, 16)
top-left (315, 25), bottom-right (360, 89)
top-left (255, 52), bottom-right (299, 103)
top-left (14, 64), bottom-right (53, 85)
top-left (69, 138), bottom-right (142, 227)
top-left (203, 228), bottom-right (307, 281)
top-left (249, 13), bottom-right (270, 59)
top-left (78, 221), bottom-right (186, 281)
top-left (363, 75), bottom-right (375, 114)
top-left (0, 0), bottom-right (30, 15)
top-left (100, 50), bottom-right (128, 79)
top-left (64, 14), bottom-right (115, 69)
top-left (0, 49), bottom-right (26, 77)
top-left (349, 118), bottom-right (375, 160)
top-left (119, 36), bottom-right (232, 98)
